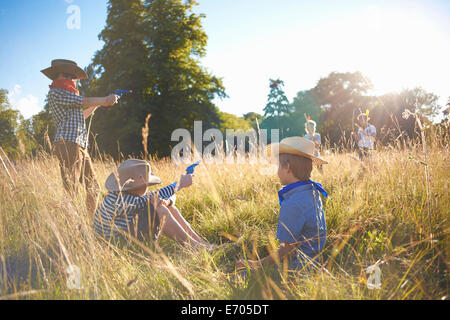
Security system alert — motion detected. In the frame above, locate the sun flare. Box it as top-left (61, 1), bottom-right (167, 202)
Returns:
top-left (353, 6), bottom-right (449, 96)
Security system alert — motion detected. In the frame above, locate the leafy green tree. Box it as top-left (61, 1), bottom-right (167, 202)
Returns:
top-left (16, 118), bottom-right (37, 156)
top-left (0, 89), bottom-right (21, 157)
top-left (0, 89), bottom-right (52, 158)
top-left (243, 112), bottom-right (264, 132)
top-left (29, 102), bottom-right (55, 153)
top-left (219, 112), bottom-right (252, 133)
top-left (89, 0), bottom-right (226, 158)
top-left (399, 87), bottom-right (440, 120)
top-left (78, 64), bottom-right (99, 98)
top-left (311, 71), bottom-right (374, 148)
top-left (312, 71), bottom-right (372, 109)
top-left (263, 79), bottom-right (291, 118)
top-left (7, 99), bottom-right (55, 156)
top-left (87, 0), bottom-right (155, 158)
top-left (372, 87), bottom-right (441, 143)
top-left (261, 79), bottom-right (293, 139)
top-left (290, 90), bottom-right (321, 135)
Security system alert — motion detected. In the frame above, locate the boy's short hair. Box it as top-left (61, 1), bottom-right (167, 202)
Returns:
top-left (279, 153), bottom-right (312, 181)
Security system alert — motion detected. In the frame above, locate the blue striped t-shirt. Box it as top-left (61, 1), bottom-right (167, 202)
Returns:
top-left (94, 184), bottom-right (176, 239)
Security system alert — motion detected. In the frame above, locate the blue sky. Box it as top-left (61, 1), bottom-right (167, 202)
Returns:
top-left (1, 0), bottom-right (449, 120)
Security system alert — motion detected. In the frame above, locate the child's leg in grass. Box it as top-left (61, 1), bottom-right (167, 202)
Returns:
top-left (80, 150), bottom-right (100, 214)
top-left (156, 205), bottom-right (205, 248)
top-left (166, 205), bottom-right (209, 245)
top-left (54, 140), bottom-right (80, 194)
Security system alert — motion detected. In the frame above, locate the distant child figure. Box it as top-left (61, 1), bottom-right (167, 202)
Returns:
top-left (304, 119), bottom-right (321, 158)
top-left (94, 159), bottom-right (211, 249)
top-left (236, 137), bottom-right (328, 271)
top-left (353, 113), bottom-right (376, 160)
top-left (304, 119), bottom-right (322, 172)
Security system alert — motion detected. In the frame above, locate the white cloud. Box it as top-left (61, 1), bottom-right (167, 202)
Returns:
top-left (7, 84), bottom-right (41, 119)
top-left (9, 84), bottom-right (22, 97)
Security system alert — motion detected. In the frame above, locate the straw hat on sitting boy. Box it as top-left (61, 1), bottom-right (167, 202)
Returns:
top-left (266, 136), bottom-right (328, 165)
top-left (105, 159), bottom-right (162, 192)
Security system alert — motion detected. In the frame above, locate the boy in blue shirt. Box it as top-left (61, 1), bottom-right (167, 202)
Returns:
top-left (236, 137), bottom-right (328, 271)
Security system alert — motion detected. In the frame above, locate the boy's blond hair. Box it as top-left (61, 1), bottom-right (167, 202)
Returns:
top-left (279, 153), bottom-right (312, 181)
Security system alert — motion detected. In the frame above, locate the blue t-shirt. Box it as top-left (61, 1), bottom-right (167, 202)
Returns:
top-left (276, 183), bottom-right (327, 270)
top-left (304, 133), bottom-right (321, 157)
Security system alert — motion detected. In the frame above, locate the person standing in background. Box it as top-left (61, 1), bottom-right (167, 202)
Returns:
top-left (304, 119), bottom-right (321, 157)
top-left (304, 119), bottom-right (323, 172)
top-left (41, 59), bottom-right (119, 213)
top-left (353, 113), bottom-right (376, 160)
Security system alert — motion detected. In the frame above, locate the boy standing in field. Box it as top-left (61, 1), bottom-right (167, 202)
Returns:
top-left (304, 119), bottom-right (321, 158)
top-left (236, 137), bottom-right (328, 271)
top-left (304, 119), bottom-right (323, 172)
top-left (41, 59), bottom-right (119, 213)
top-left (353, 113), bottom-right (376, 160)
top-left (94, 159), bottom-right (211, 249)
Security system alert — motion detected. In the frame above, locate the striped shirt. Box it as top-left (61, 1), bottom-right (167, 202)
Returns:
top-left (47, 88), bottom-right (88, 148)
top-left (94, 184), bottom-right (176, 239)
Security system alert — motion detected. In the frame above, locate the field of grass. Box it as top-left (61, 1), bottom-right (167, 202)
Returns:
top-left (0, 133), bottom-right (448, 300)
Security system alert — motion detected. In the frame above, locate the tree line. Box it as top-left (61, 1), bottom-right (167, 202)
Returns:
top-left (1, 0), bottom-right (448, 159)
top-left (260, 72), bottom-right (449, 150)
top-left (3, 70), bottom-right (447, 160)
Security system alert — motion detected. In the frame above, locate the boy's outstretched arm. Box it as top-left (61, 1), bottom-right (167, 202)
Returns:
top-left (157, 183), bottom-right (178, 200)
top-left (236, 242), bottom-right (296, 270)
top-left (128, 183), bottom-right (177, 210)
top-left (82, 95), bottom-right (119, 119)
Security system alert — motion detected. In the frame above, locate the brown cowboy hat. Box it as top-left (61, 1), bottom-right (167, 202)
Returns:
top-left (40, 59), bottom-right (88, 80)
top-left (105, 159), bottom-right (162, 193)
top-left (266, 136), bottom-right (328, 165)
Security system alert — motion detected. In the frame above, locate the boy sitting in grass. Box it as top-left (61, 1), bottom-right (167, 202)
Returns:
top-left (236, 137), bottom-right (328, 271)
top-left (94, 159), bottom-right (211, 249)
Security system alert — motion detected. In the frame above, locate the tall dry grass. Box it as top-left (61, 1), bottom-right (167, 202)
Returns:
top-left (0, 129), bottom-right (448, 300)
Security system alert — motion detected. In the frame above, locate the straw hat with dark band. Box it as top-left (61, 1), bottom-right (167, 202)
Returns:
top-left (41, 59), bottom-right (88, 80)
top-left (105, 159), bottom-right (162, 192)
top-left (266, 136), bottom-right (328, 165)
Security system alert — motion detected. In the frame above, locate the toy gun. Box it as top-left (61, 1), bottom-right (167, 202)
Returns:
top-left (186, 161), bottom-right (200, 174)
top-left (114, 89), bottom-right (133, 97)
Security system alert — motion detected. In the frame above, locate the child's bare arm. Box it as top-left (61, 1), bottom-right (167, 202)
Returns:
top-left (82, 95), bottom-right (118, 108)
top-left (82, 95), bottom-right (119, 119)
